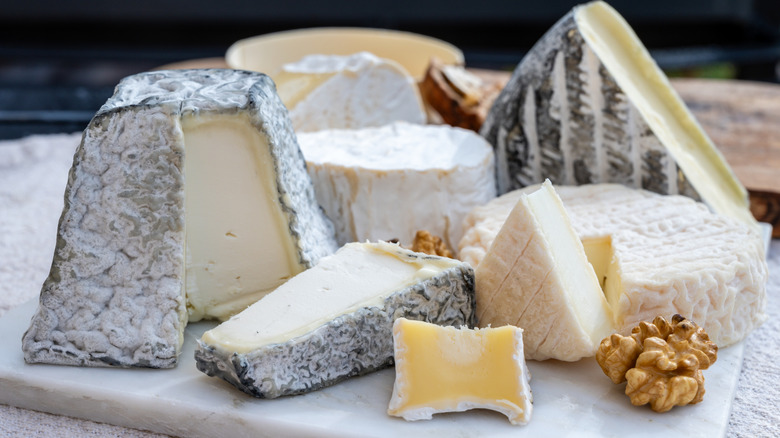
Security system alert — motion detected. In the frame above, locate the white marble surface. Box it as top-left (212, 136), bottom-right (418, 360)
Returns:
top-left (0, 298), bottom-right (746, 438)
top-left (0, 133), bottom-right (778, 437)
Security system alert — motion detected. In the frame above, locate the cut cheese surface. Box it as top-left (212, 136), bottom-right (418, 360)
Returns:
top-left (21, 69), bottom-right (337, 368)
top-left (298, 122), bottom-right (495, 248)
top-left (574, 1), bottom-right (751, 225)
top-left (195, 241), bottom-right (476, 398)
top-left (460, 183), bottom-right (768, 348)
top-left (274, 52), bottom-right (426, 132)
top-left (182, 114), bottom-right (301, 321)
top-left (480, 0), bottom-right (754, 226)
top-left (475, 181), bottom-right (612, 361)
top-left (201, 241), bottom-right (461, 353)
top-left (388, 318), bottom-right (532, 425)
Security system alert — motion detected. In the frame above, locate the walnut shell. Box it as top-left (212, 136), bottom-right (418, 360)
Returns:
top-left (596, 314), bottom-right (718, 412)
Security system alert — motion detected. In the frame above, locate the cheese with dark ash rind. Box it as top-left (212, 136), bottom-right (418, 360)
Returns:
top-left (195, 241), bottom-right (476, 398)
top-left (480, 1), bottom-right (754, 226)
top-left (22, 69), bottom-right (337, 368)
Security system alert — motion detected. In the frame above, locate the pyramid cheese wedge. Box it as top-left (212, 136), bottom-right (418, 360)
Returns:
top-left (388, 318), bottom-right (533, 425)
top-left (463, 183), bottom-right (767, 349)
top-left (22, 69), bottom-right (337, 368)
top-left (480, 0), bottom-right (754, 226)
top-left (195, 242), bottom-right (475, 398)
top-left (475, 181), bottom-right (613, 361)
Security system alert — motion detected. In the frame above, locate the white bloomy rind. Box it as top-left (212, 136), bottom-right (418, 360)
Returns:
top-left (274, 52), bottom-right (427, 132)
top-left (475, 180), bottom-right (613, 361)
top-left (298, 121), bottom-right (496, 248)
top-left (460, 183), bottom-right (767, 348)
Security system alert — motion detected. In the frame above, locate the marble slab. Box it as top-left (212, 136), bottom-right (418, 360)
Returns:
top-left (0, 298), bottom-right (743, 438)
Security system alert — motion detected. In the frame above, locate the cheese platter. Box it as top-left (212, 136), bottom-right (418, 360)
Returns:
top-left (2, 0), bottom-right (778, 435)
top-left (0, 298), bottom-right (747, 438)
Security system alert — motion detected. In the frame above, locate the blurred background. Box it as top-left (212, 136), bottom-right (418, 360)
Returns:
top-left (1, 0), bottom-right (779, 140)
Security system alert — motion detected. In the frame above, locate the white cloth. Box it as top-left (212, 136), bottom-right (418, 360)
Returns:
top-left (0, 133), bottom-right (777, 437)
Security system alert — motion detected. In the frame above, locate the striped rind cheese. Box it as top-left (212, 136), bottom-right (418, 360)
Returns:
top-left (21, 69), bottom-right (337, 368)
top-left (460, 184), bottom-right (767, 348)
top-left (195, 242), bottom-right (475, 398)
top-left (298, 122), bottom-right (496, 249)
top-left (480, 1), bottom-right (754, 226)
top-left (388, 318), bottom-right (533, 425)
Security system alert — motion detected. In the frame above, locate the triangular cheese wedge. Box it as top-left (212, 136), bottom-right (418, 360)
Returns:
top-left (475, 180), bottom-right (613, 361)
top-left (480, 0), bottom-right (754, 226)
top-left (196, 242), bottom-right (475, 398)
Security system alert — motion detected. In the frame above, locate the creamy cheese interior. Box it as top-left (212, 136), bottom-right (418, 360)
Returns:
top-left (582, 236), bottom-right (622, 319)
top-left (182, 113), bottom-right (301, 322)
top-left (575, 1), bottom-right (754, 225)
top-left (200, 242), bottom-right (458, 353)
top-left (389, 319), bottom-right (530, 425)
top-left (525, 183), bottom-right (613, 341)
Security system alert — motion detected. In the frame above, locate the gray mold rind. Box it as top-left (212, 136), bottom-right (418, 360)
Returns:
top-left (22, 69), bottom-right (337, 368)
top-left (480, 7), bottom-right (702, 203)
top-left (194, 264), bottom-right (476, 398)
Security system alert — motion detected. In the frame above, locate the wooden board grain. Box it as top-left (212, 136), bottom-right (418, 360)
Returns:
top-left (671, 78), bottom-right (780, 237)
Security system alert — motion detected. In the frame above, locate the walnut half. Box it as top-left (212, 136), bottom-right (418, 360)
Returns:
top-left (595, 314), bottom-right (718, 413)
top-left (410, 230), bottom-right (454, 258)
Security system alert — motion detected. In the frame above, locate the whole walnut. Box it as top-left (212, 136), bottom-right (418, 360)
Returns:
top-left (595, 314), bottom-right (718, 413)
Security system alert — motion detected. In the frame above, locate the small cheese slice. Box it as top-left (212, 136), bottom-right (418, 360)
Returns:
top-left (475, 180), bottom-right (613, 361)
top-left (460, 183), bottom-right (768, 348)
top-left (480, 0), bottom-right (754, 226)
top-left (298, 121), bottom-right (496, 248)
top-left (21, 69), bottom-right (337, 368)
top-left (273, 52), bottom-right (426, 132)
top-left (195, 241), bottom-right (475, 398)
top-left (387, 318), bottom-right (533, 425)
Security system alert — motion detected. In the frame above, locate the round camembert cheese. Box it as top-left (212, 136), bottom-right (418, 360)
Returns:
top-left (298, 121), bottom-right (496, 249)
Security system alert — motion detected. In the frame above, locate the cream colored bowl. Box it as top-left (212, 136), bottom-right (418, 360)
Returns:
top-left (226, 27), bottom-right (464, 80)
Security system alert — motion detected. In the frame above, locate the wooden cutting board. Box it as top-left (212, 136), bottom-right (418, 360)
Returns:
top-left (671, 78), bottom-right (780, 237)
top-left (160, 60), bottom-right (780, 236)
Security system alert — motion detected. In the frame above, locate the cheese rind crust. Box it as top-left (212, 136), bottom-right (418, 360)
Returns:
top-left (194, 263), bottom-right (475, 398)
top-left (22, 69), bottom-right (336, 368)
top-left (479, 2), bottom-right (750, 224)
top-left (459, 184), bottom-right (767, 348)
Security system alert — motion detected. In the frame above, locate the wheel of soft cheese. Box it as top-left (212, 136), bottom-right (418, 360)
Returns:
top-left (21, 69), bottom-right (338, 369)
top-left (480, 1), bottom-right (754, 226)
top-left (273, 52), bottom-right (427, 132)
top-left (195, 241), bottom-right (475, 398)
top-left (298, 121), bottom-right (496, 249)
top-left (460, 183), bottom-right (767, 349)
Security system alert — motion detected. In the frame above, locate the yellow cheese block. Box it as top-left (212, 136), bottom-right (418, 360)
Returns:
top-left (387, 318), bottom-right (533, 425)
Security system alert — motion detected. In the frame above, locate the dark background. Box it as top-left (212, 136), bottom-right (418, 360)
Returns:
top-left (1, 0), bottom-right (779, 140)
